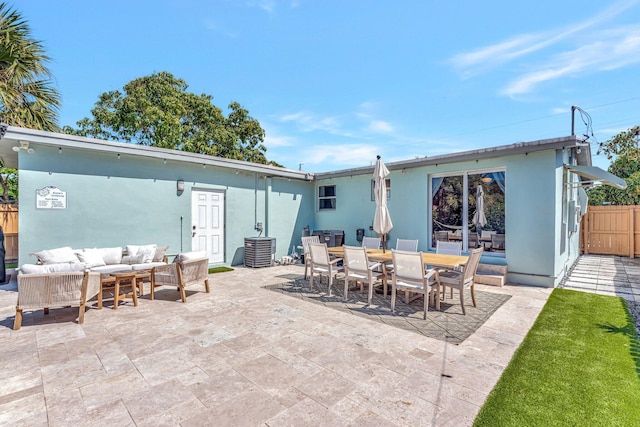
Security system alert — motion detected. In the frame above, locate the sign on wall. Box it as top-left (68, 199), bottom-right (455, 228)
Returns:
top-left (36, 186), bottom-right (67, 209)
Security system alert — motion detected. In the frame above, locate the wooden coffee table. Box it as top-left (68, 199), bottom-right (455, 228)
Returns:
top-left (98, 270), bottom-right (149, 309)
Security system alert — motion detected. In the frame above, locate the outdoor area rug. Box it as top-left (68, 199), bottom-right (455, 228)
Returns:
top-left (263, 277), bottom-right (511, 344)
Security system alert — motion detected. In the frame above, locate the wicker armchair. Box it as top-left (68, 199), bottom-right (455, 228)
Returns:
top-left (14, 271), bottom-right (101, 330)
top-left (150, 256), bottom-right (210, 302)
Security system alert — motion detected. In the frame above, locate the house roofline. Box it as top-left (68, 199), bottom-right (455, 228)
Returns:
top-left (1, 126), bottom-right (314, 181)
top-left (314, 135), bottom-right (583, 179)
top-left (2, 127), bottom-right (584, 181)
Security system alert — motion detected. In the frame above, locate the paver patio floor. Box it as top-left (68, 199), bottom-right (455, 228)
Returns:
top-left (0, 263), bottom-right (551, 426)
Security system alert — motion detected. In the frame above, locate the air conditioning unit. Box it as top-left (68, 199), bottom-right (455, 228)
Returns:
top-left (244, 237), bottom-right (276, 268)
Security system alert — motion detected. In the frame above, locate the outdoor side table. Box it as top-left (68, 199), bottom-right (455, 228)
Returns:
top-left (98, 271), bottom-right (140, 309)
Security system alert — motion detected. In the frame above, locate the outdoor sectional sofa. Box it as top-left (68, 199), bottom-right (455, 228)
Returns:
top-left (22, 244), bottom-right (170, 275)
top-left (13, 246), bottom-right (211, 330)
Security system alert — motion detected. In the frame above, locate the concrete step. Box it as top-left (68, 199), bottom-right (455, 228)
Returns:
top-left (475, 263), bottom-right (507, 287)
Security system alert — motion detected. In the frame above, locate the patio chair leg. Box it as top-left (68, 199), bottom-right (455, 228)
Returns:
top-left (471, 285), bottom-right (477, 307)
top-left (423, 293), bottom-right (428, 320)
top-left (78, 302), bottom-right (86, 324)
top-left (179, 286), bottom-right (187, 303)
top-left (44, 307), bottom-right (49, 315)
top-left (343, 278), bottom-right (349, 301)
top-left (390, 286), bottom-right (396, 313)
top-left (459, 288), bottom-right (466, 315)
top-left (13, 307), bottom-right (22, 330)
top-left (204, 278), bottom-right (211, 293)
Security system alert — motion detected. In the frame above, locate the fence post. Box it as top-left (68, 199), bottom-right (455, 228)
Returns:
top-left (631, 206), bottom-right (636, 259)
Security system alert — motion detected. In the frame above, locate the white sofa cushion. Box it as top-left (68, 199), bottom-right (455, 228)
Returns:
top-left (131, 262), bottom-right (167, 271)
top-left (93, 247), bottom-right (123, 265)
top-left (174, 251), bottom-right (208, 263)
top-left (76, 249), bottom-right (106, 268)
top-left (90, 264), bottom-right (133, 274)
top-left (30, 247), bottom-right (79, 264)
top-left (126, 244), bottom-right (157, 263)
top-left (20, 262), bottom-right (86, 274)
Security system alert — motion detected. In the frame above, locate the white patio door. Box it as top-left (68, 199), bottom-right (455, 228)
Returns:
top-left (191, 189), bottom-right (224, 264)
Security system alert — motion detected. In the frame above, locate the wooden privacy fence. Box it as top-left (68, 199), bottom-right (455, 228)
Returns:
top-left (580, 205), bottom-right (640, 258)
top-left (0, 204), bottom-right (18, 262)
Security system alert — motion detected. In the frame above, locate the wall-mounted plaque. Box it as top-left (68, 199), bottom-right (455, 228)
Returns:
top-left (36, 186), bottom-right (67, 209)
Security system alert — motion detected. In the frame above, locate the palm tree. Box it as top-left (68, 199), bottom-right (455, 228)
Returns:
top-left (0, 2), bottom-right (60, 131)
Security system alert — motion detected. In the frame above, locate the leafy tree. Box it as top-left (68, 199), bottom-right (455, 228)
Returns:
top-left (587, 126), bottom-right (640, 205)
top-left (63, 72), bottom-right (269, 164)
top-left (0, 3), bottom-right (60, 202)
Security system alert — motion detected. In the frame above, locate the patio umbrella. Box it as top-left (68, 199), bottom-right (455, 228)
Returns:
top-left (472, 184), bottom-right (487, 230)
top-left (373, 155), bottom-right (393, 251)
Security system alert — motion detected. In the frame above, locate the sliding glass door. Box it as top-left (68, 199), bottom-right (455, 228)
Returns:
top-left (431, 171), bottom-right (505, 254)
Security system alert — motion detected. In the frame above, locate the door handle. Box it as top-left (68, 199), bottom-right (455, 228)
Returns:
top-left (192, 225), bottom-right (196, 237)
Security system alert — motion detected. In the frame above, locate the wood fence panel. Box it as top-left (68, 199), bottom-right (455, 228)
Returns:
top-left (581, 205), bottom-right (640, 257)
top-left (0, 205), bottom-right (18, 262)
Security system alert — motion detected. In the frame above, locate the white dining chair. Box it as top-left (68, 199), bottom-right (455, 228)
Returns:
top-left (361, 236), bottom-right (381, 249)
top-left (390, 250), bottom-right (439, 319)
top-left (395, 238), bottom-right (418, 252)
top-left (308, 243), bottom-right (343, 296)
top-left (342, 245), bottom-right (385, 303)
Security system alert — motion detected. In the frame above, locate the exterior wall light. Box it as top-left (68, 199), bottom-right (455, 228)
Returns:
top-left (12, 141), bottom-right (34, 154)
top-left (177, 179), bottom-right (185, 194)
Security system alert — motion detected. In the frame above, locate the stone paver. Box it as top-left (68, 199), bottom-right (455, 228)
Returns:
top-left (0, 263), bottom-right (552, 426)
top-left (560, 254), bottom-right (640, 302)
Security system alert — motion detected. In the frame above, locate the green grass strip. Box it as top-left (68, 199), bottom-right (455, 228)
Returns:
top-left (474, 288), bottom-right (640, 427)
top-left (208, 266), bottom-right (234, 274)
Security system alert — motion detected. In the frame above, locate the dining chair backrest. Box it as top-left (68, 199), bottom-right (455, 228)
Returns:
top-left (308, 243), bottom-right (330, 266)
top-left (362, 236), bottom-right (381, 249)
top-left (463, 247), bottom-right (483, 284)
top-left (491, 234), bottom-right (505, 250)
top-left (468, 232), bottom-right (480, 249)
top-left (436, 240), bottom-right (462, 256)
top-left (434, 230), bottom-right (449, 242)
top-left (301, 235), bottom-right (320, 256)
top-left (343, 245), bottom-right (369, 275)
top-left (392, 250), bottom-right (426, 282)
top-left (481, 230), bottom-right (496, 239)
top-left (395, 238), bottom-right (418, 252)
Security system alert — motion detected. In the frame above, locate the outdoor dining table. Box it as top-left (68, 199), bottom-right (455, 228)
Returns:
top-left (327, 247), bottom-right (469, 301)
top-left (327, 247), bottom-right (468, 270)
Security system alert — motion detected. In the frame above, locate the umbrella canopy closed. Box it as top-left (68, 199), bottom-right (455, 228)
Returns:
top-left (472, 184), bottom-right (487, 229)
top-left (373, 155), bottom-right (393, 250)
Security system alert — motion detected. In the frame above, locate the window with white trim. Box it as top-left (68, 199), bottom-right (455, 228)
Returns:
top-left (319, 185), bottom-right (336, 210)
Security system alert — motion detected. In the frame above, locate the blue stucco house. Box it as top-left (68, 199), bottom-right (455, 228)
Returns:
top-left (0, 126), bottom-right (626, 287)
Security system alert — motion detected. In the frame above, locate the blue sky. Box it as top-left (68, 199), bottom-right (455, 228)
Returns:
top-left (16, 0), bottom-right (640, 172)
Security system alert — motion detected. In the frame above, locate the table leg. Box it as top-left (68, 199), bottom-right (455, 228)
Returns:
top-left (131, 277), bottom-right (139, 307)
top-left (113, 279), bottom-right (120, 310)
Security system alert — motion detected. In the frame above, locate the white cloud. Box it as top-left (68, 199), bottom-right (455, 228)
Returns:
top-left (303, 144), bottom-right (379, 166)
top-left (368, 120), bottom-right (393, 133)
top-left (502, 26), bottom-right (640, 96)
top-left (263, 134), bottom-right (294, 148)
top-left (450, 1), bottom-right (640, 94)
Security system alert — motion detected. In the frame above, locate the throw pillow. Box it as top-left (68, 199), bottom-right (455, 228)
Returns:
top-left (76, 249), bottom-right (106, 268)
top-left (122, 254), bottom-right (145, 265)
top-left (153, 246), bottom-right (169, 262)
top-left (29, 247), bottom-right (79, 264)
top-left (97, 247), bottom-right (123, 265)
top-left (126, 244), bottom-right (157, 263)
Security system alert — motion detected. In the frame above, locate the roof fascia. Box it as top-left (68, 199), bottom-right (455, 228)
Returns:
top-left (315, 135), bottom-right (581, 180)
top-left (6, 127), bottom-right (313, 181)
